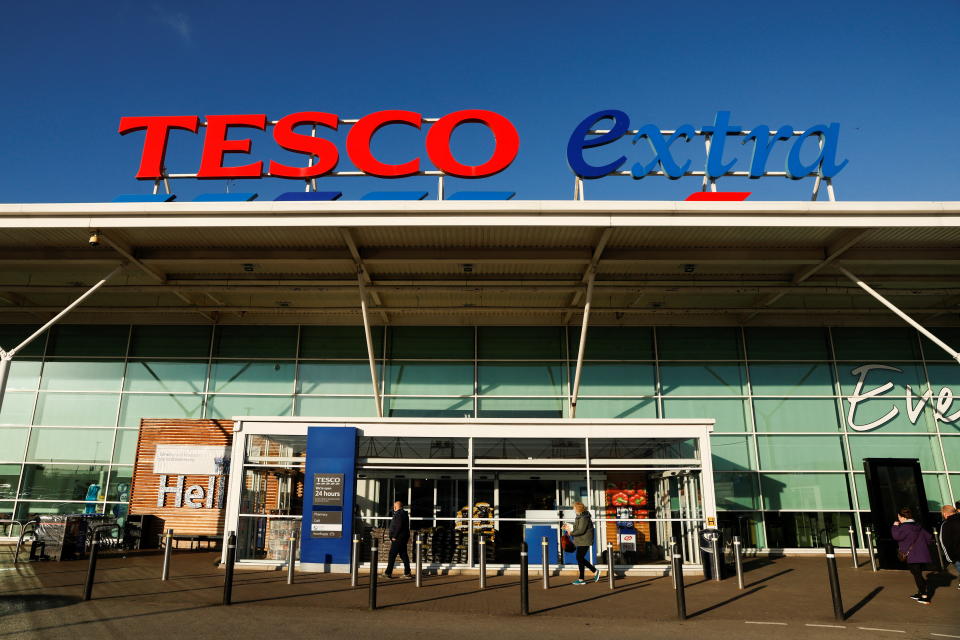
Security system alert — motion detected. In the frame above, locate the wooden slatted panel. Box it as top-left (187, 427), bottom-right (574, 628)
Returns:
top-left (130, 419), bottom-right (234, 548)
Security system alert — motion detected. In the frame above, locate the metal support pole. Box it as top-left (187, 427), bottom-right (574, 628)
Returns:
top-left (569, 270), bottom-right (595, 418)
top-left (415, 532), bottom-right (423, 587)
top-left (357, 274), bottom-right (383, 417)
top-left (161, 528), bottom-right (173, 580)
top-left (836, 265), bottom-right (960, 364)
top-left (287, 533), bottom-right (296, 584)
top-left (222, 532), bottom-right (236, 606)
top-left (607, 542), bottom-right (615, 590)
top-left (669, 538), bottom-right (677, 589)
top-left (824, 541), bottom-right (844, 622)
top-left (541, 536), bottom-right (549, 589)
top-left (351, 534), bottom-right (360, 587)
top-left (369, 538), bottom-right (379, 611)
top-left (82, 532), bottom-right (99, 601)
top-left (932, 530), bottom-right (946, 571)
top-left (865, 527), bottom-right (878, 572)
top-left (733, 536), bottom-right (744, 589)
top-left (520, 541), bottom-right (529, 616)
top-left (672, 543), bottom-right (686, 621)
top-left (709, 534), bottom-right (721, 581)
top-left (848, 526), bottom-right (858, 569)
top-left (478, 536), bottom-right (487, 590)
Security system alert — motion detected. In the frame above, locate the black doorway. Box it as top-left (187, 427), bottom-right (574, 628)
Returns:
top-left (863, 458), bottom-right (929, 569)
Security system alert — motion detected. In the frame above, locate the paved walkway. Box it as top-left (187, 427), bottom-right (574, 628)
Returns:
top-left (1, 550), bottom-right (958, 639)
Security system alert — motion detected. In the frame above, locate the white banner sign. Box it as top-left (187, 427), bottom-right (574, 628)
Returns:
top-left (153, 445), bottom-right (230, 475)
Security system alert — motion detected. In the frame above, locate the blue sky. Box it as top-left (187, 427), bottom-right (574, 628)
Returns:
top-left (1, 0), bottom-right (957, 202)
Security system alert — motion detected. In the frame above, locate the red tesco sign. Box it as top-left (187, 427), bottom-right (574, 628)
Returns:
top-left (118, 110), bottom-right (520, 180)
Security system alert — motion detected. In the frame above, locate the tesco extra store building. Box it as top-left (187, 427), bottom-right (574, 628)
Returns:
top-left (0, 109), bottom-right (958, 571)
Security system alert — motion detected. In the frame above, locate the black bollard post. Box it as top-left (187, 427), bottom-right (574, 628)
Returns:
top-left (672, 544), bottom-right (686, 621)
top-left (82, 531), bottom-right (100, 601)
top-left (369, 538), bottom-right (379, 611)
top-left (520, 541), bottom-right (529, 616)
top-left (824, 541), bottom-right (844, 621)
top-left (161, 528), bottom-right (173, 581)
top-left (222, 532), bottom-right (236, 606)
top-left (415, 532), bottom-right (423, 587)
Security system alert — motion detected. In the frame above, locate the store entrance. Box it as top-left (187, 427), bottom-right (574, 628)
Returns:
top-left (864, 458), bottom-right (929, 569)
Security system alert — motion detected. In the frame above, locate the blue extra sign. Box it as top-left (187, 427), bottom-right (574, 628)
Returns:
top-left (566, 110), bottom-right (847, 181)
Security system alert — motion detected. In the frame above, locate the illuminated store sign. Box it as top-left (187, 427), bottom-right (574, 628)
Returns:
top-left (846, 364), bottom-right (960, 431)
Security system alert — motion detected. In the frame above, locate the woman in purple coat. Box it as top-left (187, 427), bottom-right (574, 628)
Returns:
top-left (891, 507), bottom-right (934, 605)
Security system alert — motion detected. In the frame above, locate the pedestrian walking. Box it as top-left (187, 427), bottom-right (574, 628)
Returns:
top-left (383, 500), bottom-right (413, 580)
top-left (891, 507), bottom-right (934, 605)
top-left (938, 505), bottom-right (960, 587)
top-left (565, 501), bottom-right (601, 585)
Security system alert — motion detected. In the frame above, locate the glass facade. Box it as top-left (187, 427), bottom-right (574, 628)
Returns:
top-left (0, 323), bottom-right (958, 548)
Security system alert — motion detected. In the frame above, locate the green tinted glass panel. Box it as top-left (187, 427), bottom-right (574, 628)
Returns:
top-left (831, 327), bottom-right (921, 360)
top-left (0, 392), bottom-right (35, 425)
top-left (711, 435), bottom-right (756, 471)
top-left (937, 437), bottom-right (960, 471)
top-left (385, 362), bottom-right (473, 395)
top-left (0, 325), bottom-right (46, 356)
top-left (389, 326), bottom-right (473, 358)
top-left (0, 428), bottom-right (28, 461)
top-left (19, 464), bottom-right (109, 501)
top-left (213, 325), bottom-right (297, 358)
top-left (569, 326), bottom-right (653, 360)
top-left (922, 473), bottom-right (951, 512)
top-left (385, 397), bottom-right (474, 418)
top-left (299, 326), bottom-right (383, 358)
top-left (749, 363), bottom-right (834, 395)
top-left (16, 501), bottom-right (104, 518)
top-left (298, 362), bottom-right (372, 395)
top-left (577, 363), bottom-right (655, 396)
top-left (210, 361), bottom-right (295, 394)
top-left (847, 435), bottom-right (944, 470)
top-left (925, 365), bottom-right (960, 433)
top-left (575, 398), bottom-right (657, 419)
top-left (48, 325), bottom-right (128, 357)
top-left (0, 464), bottom-right (20, 499)
top-left (841, 396), bottom-right (938, 434)
top-left (112, 430), bottom-right (138, 464)
top-left (657, 327), bottom-right (741, 360)
top-left (34, 393), bottom-right (119, 426)
top-left (477, 398), bottom-right (566, 418)
top-left (951, 475), bottom-right (960, 503)
top-left (107, 466), bottom-right (133, 501)
top-left (124, 360), bottom-right (207, 393)
top-left (837, 362), bottom-right (925, 396)
top-left (27, 428), bottom-right (114, 462)
top-left (761, 473), bottom-right (851, 510)
top-left (130, 325), bottom-right (212, 357)
top-left (745, 327), bottom-right (830, 360)
top-left (119, 393), bottom-right (204, 427)
top-left (662, 398), bottom-right (750, 432)
top-left (206, 395), bottom-right (292, 418)
top-left (753, 398), bottom-right (842, 432)
top-left (757, 435), bottom-right (846, 471)
top-left (478, 363), bottom-right (566, 396)
top-left (714, 472), bottom-right (760, 510)
top-left (40, 359), bottom-right (124, 391)
top-left (852, 474), bottom-right (870, 510)
top-left (477, 326), bottom-right (564, 359)
top-left (7, 359), bottom-right (41, 390)
top-left (660, 363), bottom-right (745, 396)
top-left (295, 395), bottom-right (376, 418)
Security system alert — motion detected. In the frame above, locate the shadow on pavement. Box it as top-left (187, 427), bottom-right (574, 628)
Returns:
top-left (532, 578), bottom-right (661, 615)
top-left (844, 585), bottom-right (883, 619)
top-left (686, 585), bottom-right (766, 618)
top-left (0, 594), bottom-right (79, 618)
top-left (744, 568), bottom-right (793, 588)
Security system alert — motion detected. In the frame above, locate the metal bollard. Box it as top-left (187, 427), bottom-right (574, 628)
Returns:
top-left (287, 534), bottom-right (297, 585)
top-left (351, 534), bottom-right (360, 587)
top-left (733, 536), bottom-right (745, 589)
top-left (824, 541), bottom-right (844, 621)
top-left (161, 528), bottom-right (173, 581)
top-left (607, 542), bottom-right (615, 590)
top-left (223, 532), bottom-right (236, 606)
top-left (669, 538), bottom-right (677, 589)
top-left (520, 541), bottom-right (529, 616)
top-left (672, 544), bottom-right (686, 621)
top-left (932, 530), bottom-right (946, 571)
top-left (709, 533), bottom-right (721, 581)
top-left (848, 526), bottom-right (858, 568)
top-left (369, 538), bottom-right (379, 611)
top-left (478, 536), bottom-right (487, 590)
top-left (541, 536), bottom-right (549, 589)
top-left (82, 531), bottom-right (100, 601)
top-left (864, 527), bottom-right (878, 572)
top-left (415, 532), bottom-right (423, 587)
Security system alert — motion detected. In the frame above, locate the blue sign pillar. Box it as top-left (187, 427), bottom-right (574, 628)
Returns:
top-left (301, 426), bottom-right (357, 570)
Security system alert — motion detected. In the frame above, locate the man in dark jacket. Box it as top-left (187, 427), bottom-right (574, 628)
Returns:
top-left (384, 500), bottom-right (413, 579)
top-left (940, 505), bottom-right (960, 586)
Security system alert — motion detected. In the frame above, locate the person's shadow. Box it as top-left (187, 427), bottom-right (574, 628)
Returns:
top-left (924, 567), bottom-right (955, 601)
